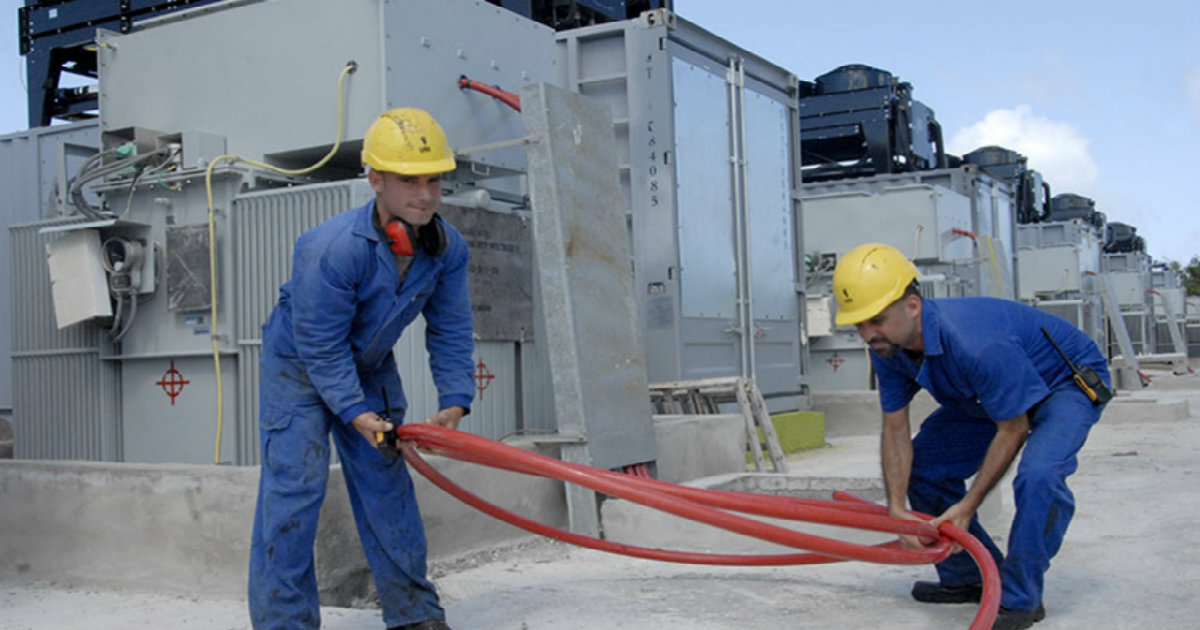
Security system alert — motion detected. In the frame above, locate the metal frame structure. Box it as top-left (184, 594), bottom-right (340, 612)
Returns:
top-left (18, 0), bottom-right (226, 127)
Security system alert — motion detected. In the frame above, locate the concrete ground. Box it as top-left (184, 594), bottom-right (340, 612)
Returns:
top-left (3, 366), bottom-right (1198, 630)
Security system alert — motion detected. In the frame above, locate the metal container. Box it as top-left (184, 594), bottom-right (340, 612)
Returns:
top-left (802, 165), bottom-right (1018, 300)
top-left (96, 0), bottom-right (558, 175)
top-left (556, 10), bottom-right (807, 410)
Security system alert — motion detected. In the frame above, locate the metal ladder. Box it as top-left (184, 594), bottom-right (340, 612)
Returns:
top-left (648, 376), bottom-right (788, 473)
top-left (1093, 271), bottom-right (1147, 386)
top-left (1149, 289), bottom-right (1193, 374)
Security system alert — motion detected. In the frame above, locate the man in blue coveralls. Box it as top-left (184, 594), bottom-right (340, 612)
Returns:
top-left (249, 108), bottom-right (475, 630)
top-left (832, 243), bottom-right (1109, 630)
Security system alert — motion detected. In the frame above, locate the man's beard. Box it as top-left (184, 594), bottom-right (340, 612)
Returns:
top-left (868, 338), bottom-right (902, 358)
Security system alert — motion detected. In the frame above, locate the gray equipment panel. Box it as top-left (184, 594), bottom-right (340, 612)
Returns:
top-left (439, 206), bottom-right (534, 342)
top-left (557, 12), bottom-right (806, 410)
top-left (98, 0), bottom-right (557, 174)
top-left (673, 57), bottom-right (736, 319)
top-left (802, 186), bottom-right (974, 263)
top-left (523, 82), bottom-right (658, 471)
top-left (121, 355), bottom-right (239, 464)
top-left (165, 224), bottom-right (212, 312)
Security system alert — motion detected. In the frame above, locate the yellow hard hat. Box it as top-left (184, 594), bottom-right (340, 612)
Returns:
top-left (362, 108), bottom-right (457, 175)
top-left (832, 243), bottom-right (919, 326)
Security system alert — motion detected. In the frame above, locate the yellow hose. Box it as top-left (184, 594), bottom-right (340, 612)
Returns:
top-left (204, 62), bottom-right (356, 464)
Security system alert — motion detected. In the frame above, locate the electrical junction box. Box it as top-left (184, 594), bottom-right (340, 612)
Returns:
top-left (806, 296), bottom-right (834, 338)
top-left (45, 228), bottom-right (112, 328)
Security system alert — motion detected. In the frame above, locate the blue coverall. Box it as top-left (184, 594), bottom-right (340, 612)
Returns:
top-left (248, 199), bottom-right (475, 630)
top-left (872, 297), bottom-right (1109, 612)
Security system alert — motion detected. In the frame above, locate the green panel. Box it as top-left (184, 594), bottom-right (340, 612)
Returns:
top-left (746, 410), bottom-right (825, 464)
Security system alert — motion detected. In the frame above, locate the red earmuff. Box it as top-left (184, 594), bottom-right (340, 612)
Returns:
top-left (385, 216), bottom-right (447, 257)
top-left (385, 219), bottom-right (418, 256)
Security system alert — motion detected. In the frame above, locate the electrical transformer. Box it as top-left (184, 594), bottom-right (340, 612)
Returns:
top-left (800, 165), bottom-right (1019, 393)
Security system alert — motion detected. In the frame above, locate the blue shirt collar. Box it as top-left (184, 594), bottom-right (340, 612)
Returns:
top-left (921, 298), bottom-right (944, 357)
top-left (355, 199), bottom-right (384, 243)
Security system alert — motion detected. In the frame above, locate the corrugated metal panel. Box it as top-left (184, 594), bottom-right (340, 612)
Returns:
top-left (237, 345), bottom-right (262, 465)
top-left (391, 316), bottom-right (522, 440)
top-left (12, 355), bottom-right (120, 460)
top-left (232, 181), bottom-right (362, 465)
top-left (230, 180), bottom-right (548, 450)
top-left (1, 123), bottom-right (100, 416)
top-left (467, 341), bottom-right (516, 439)
top-left (520, 340), bottom-right (556, 435)
top-left (9, 220), bottom-right (120, 460)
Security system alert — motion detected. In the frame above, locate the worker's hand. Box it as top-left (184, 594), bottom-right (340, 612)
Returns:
top-left (929, 502), bottom-right (975, 553)
top-left (351, 411), bottom-right (393, 448)
top-left (425, 406), bottom-right (466, 431)
top-left (889, 508), bottom-right (940, 550)
top-left (401, 406), bottom-right (465, 455)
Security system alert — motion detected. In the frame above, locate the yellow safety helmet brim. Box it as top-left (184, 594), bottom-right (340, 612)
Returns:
top-left (362, 108), bottom-right (457, 175)
top-left (832, 243), bottom-right (919, 326)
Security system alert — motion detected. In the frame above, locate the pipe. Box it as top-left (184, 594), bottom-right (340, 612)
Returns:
top-left (952, 227), bottom-right (979, 240)
top-left (459, 75), bottom-right (522, 112)
top-left (397, 424), bottom-right (1000, 629)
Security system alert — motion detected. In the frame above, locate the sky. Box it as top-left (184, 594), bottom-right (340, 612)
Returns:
top-left (1, 0), bottom-right (1197, 263)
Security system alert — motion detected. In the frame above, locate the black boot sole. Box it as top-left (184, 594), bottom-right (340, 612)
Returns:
top-left (911, 580), bottom-right (984, 604)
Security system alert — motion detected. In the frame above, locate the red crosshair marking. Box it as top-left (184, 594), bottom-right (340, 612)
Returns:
top-left (156, 359), bottom-right (190, 406)
top-left (474, 359), bottom-right (495, 399)
top-left (826, 352), bottom-right (845, 372)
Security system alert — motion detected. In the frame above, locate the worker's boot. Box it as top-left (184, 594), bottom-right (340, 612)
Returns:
top-left (991, 603), bottom-right (1046, 630)
top-left (388, 618), bottom-right (453, 630)
top-left (910, 580), bottom-right (983, 604)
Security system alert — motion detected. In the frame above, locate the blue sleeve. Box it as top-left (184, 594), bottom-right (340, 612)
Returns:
top-left (969, 339), bottom-right (1050, 421)
top-left (289, 230), bottom-right (371, 423)
top-left (423, 233), bottom-right (476, 414)
top-left (872, 351), bottom-right (921, 413)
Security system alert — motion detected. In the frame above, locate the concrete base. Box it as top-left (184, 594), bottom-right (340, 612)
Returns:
top-left (1117, 352), bottom-right (1190, 376)
top-left (1103, 396), bottom-right (1191, 424)
top-left (652, 413), bottom-right (745, 483)
top-left (1112, 365), bottom-right (1145, 392)
top-left (0, 413), bottom-right (747, 607)
top-left (811, 389), bottom-right (939, 438)
top-left (0, 452), bottom-right (566, 607)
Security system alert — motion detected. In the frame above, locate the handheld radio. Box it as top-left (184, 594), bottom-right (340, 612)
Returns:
top-left (1040, 328), bottom-right (1112, 406)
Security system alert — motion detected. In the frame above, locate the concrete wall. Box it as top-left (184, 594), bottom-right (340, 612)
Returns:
top-left (0, 455), bottom-right (566, 606)
top-left (0, 412), bottom-right (746, 606)
top-left (652, 414), bottom-right (744, 483)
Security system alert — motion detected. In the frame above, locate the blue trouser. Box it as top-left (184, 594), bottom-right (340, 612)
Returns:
top-left (908, 388), bottom-right (1102, 611)
top-left (248, 377), bottom-right (443, 629)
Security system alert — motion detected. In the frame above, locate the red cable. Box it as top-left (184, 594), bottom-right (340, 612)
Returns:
top-left (398, 425), bottom-right (1000, 629)
top-left (458, 75), bottom-right (521, 112)
top-left (952, 227), bottom-right (979, 239)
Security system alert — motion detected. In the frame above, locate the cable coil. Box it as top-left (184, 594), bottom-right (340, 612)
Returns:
top-left (397, 424), bottom-right (1001, 629)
